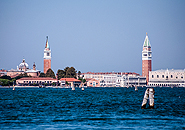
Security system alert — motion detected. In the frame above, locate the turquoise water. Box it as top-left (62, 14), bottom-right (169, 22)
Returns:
top-left (0, 87), bottom-right (185, 129)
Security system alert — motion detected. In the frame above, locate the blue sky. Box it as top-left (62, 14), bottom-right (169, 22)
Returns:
top-left (0, 0), bottom-right (185, 75)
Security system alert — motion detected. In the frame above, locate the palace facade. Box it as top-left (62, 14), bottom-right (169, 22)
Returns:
top-left (148, 69), bottom-right (185, 87)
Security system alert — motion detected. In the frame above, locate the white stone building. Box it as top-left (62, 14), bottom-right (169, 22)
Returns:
top-left (7, 59), bottom-right (40, 78)
top-left (116, 75), bottom-right (146, 87)
top-left (81, 72), bottom-right (146, 87)
top-left (148, 69), bottom-right (185, 87)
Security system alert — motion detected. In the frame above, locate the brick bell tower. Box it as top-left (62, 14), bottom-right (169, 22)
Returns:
top-left (44, 36), bottom-right (51, 74)
top-left (142, 33), bottom-right (152, 84)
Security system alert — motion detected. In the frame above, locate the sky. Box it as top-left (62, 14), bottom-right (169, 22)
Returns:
top-left (0, 0), bottom-right (185, 75)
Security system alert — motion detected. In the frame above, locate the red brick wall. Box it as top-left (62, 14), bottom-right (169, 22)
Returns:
top-left (142, 60), bottom-right (151, 84)
top-left (44, 59), bottom-right (51, 73)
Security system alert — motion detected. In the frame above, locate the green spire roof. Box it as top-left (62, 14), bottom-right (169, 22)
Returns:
top-left (45, 36), bottom-right (50, 49)
top-left (143, 33), bottom-right (151, 47)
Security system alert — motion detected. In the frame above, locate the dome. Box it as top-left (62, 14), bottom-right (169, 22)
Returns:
top-left (19, 59), bottom-right (29, 69)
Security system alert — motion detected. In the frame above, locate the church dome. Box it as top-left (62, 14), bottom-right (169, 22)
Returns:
top-left (19, 59), bottom-right (29, 69)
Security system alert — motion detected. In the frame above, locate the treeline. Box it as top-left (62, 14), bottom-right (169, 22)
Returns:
top-left (0, 73), bottom-right (30, 86)
top-left (39, 67), bottom-right (81, 80)
top-left (39, 68), bottom-right (56, 79)
top-left (57, 67), bottom-right (85, 82)
top-left (57, 67), bottom-right (77, 79)
top-left (0, 66), bottom-right (82, 86)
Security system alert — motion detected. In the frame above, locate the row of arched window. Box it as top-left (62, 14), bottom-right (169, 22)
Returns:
top-left (149, 84), bottom-right (181, 86)
top-left (152, 75), bottom-right (183, 79)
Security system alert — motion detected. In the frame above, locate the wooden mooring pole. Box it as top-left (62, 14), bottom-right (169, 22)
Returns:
top-left (141, 88), bottom-right (155, 109)
top-left (149, 88), bottom-right (155, 109)
top-left (141, 88), bottom-right (149, 109)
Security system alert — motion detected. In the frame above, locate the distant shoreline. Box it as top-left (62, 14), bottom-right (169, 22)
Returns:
top-left (0, 86), bottom-right (40, 88)
top-left (0, 86), bottom-right (184, 88)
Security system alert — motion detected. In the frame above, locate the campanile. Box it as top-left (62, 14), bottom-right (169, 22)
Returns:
top-left (142, 33), bottom-right (152, 84)
top-left (44, 36), bottom-right (51, 74)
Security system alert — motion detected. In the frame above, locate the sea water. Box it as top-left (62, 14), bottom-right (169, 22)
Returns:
top-left (0, 87), bottom-right (184, 129)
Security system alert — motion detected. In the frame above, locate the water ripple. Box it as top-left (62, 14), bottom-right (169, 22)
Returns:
top-left (0, 87), bottom-right (185, 129)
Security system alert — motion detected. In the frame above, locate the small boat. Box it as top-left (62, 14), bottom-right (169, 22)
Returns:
top-left (82, 87), bottom-right (84, 91)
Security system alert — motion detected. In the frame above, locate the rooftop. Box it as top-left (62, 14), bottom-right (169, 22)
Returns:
top-left (151, 69), bottom-right (185, 72)
top-left (85, 78), bottom-right (99, 82)
top-left (81, 72), bottom-right (140, 75)
top-left (17, 77), bottom-right (57, 81)
top-left (60, 78), bottom-right (81, 82)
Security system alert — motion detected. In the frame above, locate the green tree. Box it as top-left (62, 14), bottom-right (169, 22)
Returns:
top-left (57, 69), bottom-right (65, 80)
top-left (0, 75), bottom-right (12, 80)
top-left (0, 79), bottom-right (7, 86)
top-left (64, 67), bottom-right (69, 75)
top-left (78, 78), bottom-right (86, 83)
top-left (0, 73), bottom-right (31, 86)
top-left (77, 71), bottom-right (81, 79)
top-left (0, 75), bottom-right (14, 86)
top-left (46, 68), bottom-right (56, 79)
top-left (14, 75), bottom-right (22, 80)
top-left (66, 67), bottom-right (76, 78)
top-left (12, 79), bottom-right (16, 85)
top-left (52, 82), bottom-right (56, 86)
top-left (14, 73), bottom-right (29, 80)
top-left (39, 72), bottom-right (46, 77)
top-left (23, 73), bottom-right (29, 77)
top-left (0, 79), bottom-right (13, 86)
top-left (56, 67), bottom-right (78, 79)
top-left (82, 79), bottom-right (86, 83)
top-left (66, 81), bottom-right (69, 85)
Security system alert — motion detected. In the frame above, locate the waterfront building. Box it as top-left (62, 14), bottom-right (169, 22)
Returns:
top-left (82, 72), bottom-right (105, 81)
top-left (116, 75), bottom-right (146, 87)
top-left (44, 36), bottom-right (51, 74)
top-left (116, 75), bottom-right (126, 87)
top-left (142, 33), bottom-right (152, 84)
top-left (81, 72), bottom-right (125, 87)
top-left (7, 69), bottom-right (24, 78)
top-left (103, 73), bottom-right (117, 87)
top-left (60, 78), bottom-right (81, 87)
top-left (86, 78), bottom-right (100, 87)
top-left (81, 72), bottom-right (146, 87)
top-left (16, 77), bottom-right (57, 86)
top-left (125, 76), bottom-right (146, 87)
top-left (148, 69), bottom-right (185, 87)
top-left (7, 59), bottom-right (40, 78)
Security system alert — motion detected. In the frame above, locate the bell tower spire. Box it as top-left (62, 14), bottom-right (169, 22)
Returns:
top-left (45, 36), bottom-right (50, 49)
top-left (44, 36), bottom-right (51, 73)
top-left (142, 33), bottom-right (152, 84)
